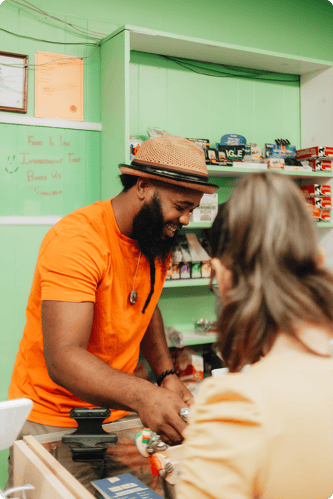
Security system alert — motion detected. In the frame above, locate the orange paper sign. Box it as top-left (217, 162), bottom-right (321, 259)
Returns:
top-left (35, 51), bottom-right (83, 121)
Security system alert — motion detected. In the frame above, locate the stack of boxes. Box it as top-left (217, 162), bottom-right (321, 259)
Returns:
top-left (300, 184), bottom-right (331, 221)
top-left (296, 146), bottom-right (333, 172)
top-left (166, 233), bottom-right (211, 280)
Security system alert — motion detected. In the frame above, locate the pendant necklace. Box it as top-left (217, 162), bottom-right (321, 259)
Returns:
top-left (129, 252), bottom-right (142, 305)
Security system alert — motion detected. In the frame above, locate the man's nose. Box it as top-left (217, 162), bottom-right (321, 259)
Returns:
top-left (179, 212), bottom-right (190, 226)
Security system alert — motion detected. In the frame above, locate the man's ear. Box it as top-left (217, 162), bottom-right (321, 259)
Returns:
top-left (317, 246), bottom-right (326, 267)
top-left (136, 177), bottom-right (154, 201)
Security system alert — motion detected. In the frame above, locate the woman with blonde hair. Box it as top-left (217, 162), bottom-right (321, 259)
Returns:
top-left (177, 172), bottom-right (333, 499)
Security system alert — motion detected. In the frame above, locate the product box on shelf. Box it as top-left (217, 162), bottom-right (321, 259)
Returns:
top-left (305, 197), bottom-right (332, 210)
top-left (319, 209), bottom-right (331, 221)
top-left (179, 240), bottom-right (192, 279)
top-left (186, 138), bottom-right (210, 150)
top-left (190, 193), bottom-right (218, 223)
top-left (264, 143), bottom-right (296, 158)
top-left (296, 147), bottom-right (333, 160)
top-left (205, 148), bottom-right (218, 163)
top-left (305, 203), bottom-right (331, 221)
top-left (304, 159), bottom-right (333, 171)
top-left (165, 261), bottom-right (173, 280)
top-left (218, 134), bottom-right (246, 146)
top-left (217, 144), bottom-right (245, 161)
top-left (185, 233), bottom-right (211, 278)
top-left (264, 157), bottom-right (285, 169)
top-left (170, 245), bottom-right (183, 280)
top-left (300, 184), bottom-right (331, 198)
top-left (243, 143), bottom-right (262, 162)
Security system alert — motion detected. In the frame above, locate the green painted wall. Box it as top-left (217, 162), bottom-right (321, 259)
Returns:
top-left (1, 0), bottom-right (333, 489)
top-left (0, 125), bottom-right (100, 216)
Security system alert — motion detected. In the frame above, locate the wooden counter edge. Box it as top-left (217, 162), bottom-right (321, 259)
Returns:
top-left (23, 435), bottom-right (94, 499)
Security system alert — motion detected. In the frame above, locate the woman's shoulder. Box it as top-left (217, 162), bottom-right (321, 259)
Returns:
top-left (194, 354), bottom-right (333, 412)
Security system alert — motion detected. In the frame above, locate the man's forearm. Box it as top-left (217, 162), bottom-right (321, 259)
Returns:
top-left (48, 345), bottom-right (157, 413)
top-left (140, 306), bottom-right (175, 378)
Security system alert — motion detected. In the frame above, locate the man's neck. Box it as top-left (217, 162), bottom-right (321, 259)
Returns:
top-left (111, 192), bottom-right (137, 237)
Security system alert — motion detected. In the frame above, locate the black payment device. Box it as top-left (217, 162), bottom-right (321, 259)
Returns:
top-left (62, 407), bottom-right (118, 462)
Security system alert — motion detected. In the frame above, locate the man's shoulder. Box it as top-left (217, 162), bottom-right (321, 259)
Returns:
top-left (39, 200), bottom-right (114, 259)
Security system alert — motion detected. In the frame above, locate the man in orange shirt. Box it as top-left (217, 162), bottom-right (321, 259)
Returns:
top-left (7, 136), bottom-right (218, 488)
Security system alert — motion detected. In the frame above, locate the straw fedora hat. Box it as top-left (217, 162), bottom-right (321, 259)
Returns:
top-left (119, 135), bottom-right (219, 194)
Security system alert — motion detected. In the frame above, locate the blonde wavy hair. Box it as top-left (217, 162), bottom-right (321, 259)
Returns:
top-left (209, 172), bottom-right (333, 372)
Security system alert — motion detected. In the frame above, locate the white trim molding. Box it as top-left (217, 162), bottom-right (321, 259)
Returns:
top-left (0, 114), bottom-right (102, 131)
top-left (0, 216), bottom-right (62, 226)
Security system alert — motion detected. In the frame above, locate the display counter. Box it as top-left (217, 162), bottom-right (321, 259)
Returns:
top-left (13, 414), bottom-right (180, 499)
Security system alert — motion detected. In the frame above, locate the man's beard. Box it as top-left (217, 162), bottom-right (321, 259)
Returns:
top-left (131, 192), bottom-right (180, 266)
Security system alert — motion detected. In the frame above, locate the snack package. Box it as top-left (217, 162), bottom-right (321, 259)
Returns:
top-left (190, 193), bottom-right (218, 223)
top-left (305, 197), bottom-right (332, 210)
top-left (218, 133), bottom-right (246, 146)
top-left (217, 144), bottom-right (245, 161)
top-left (205, 148), bottom-right (217, 164)
top-left (264, 157), bottom-right (285, 169)
top-left (186, 138), bottom-right (210, 150)
top-left (185, 233), bottom-right (211, 278)
top-left (296, 146), bottom-right (333, 160)
top-left (306, 159), bottom-right (333, 171)
top-left (300, 184), bottom-right (331, 198)
top-left (243, 143), bottom-right (262, 162)
top-left (173, 346), bottom-right (204, 381)
top-left (264, 143), bottom-right (296, 158)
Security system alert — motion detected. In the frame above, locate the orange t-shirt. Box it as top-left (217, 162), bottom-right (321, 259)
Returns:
top-left (8, 200), bottom-right (167, 427)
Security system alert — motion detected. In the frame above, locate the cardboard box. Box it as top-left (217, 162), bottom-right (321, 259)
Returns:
top-left (296, 146), bottom-right (333, 160)
top-left (205, 148), bottom-right (217, 163)
top-left (165, 261), bottom-right (173, 280)
top-left (243, 143), bottom-right (262, 162)
top-left (306, 204), bottom-right (331, 221)
top-left (306, 159), bottom-right (333, 171)
top-left (217, 144), bottom-right (245, 161)
top-left (300, 184), bottom-right (331, 197)
top-left (264, 157), bottom-right (285, 168)
top-left (305, 197), bottom-right (332, 209)
top-left (264, 143), bottom-right (296, 158)
top-left (319, 209), bottom-right (331, 221)
top-left (185, 233), bottom-right (211, 278)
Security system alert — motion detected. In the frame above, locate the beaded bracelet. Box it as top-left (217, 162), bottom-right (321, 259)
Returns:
top-left (157, 369), bottom-right (177, 386)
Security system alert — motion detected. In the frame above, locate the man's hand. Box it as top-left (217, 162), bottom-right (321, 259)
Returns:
top-left (160, 374), bottom-right (194, 407)
top-left (136, 384), bottom-right (188, 446)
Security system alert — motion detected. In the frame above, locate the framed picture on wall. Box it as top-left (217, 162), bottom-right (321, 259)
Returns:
top-left (0, 51), bottom-right (28, 113)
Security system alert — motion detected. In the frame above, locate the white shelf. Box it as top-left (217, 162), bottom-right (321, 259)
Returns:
top-left (164, 278), bottom-right (210, 288)
top-left (103, 25), bottom-right (332, 75)
top-left (169, 330), bottom-right (217, 347)
top-left (207, 166), bottom-right (333, 180)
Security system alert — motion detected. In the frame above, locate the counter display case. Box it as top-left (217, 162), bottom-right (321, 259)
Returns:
top-left (14, 414), bottom-right (180, 499)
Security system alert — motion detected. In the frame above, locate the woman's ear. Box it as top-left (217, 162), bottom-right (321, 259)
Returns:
top-left (211, 258), bottom-right (233, 300)
top-left (317, 246), bottom-right (326, 267)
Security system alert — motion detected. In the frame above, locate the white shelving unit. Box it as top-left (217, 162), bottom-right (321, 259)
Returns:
top-left (100, 25), bottom-right (333, 345)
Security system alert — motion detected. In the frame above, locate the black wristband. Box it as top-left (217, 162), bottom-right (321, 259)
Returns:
top-left (157, 369), bottom-right (177, 386)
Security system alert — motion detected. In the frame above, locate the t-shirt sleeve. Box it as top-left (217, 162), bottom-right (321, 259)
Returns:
top-left (38, 228), bottom-right (108, 302)
top-left (177, 376), bottom-right (266, 499)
